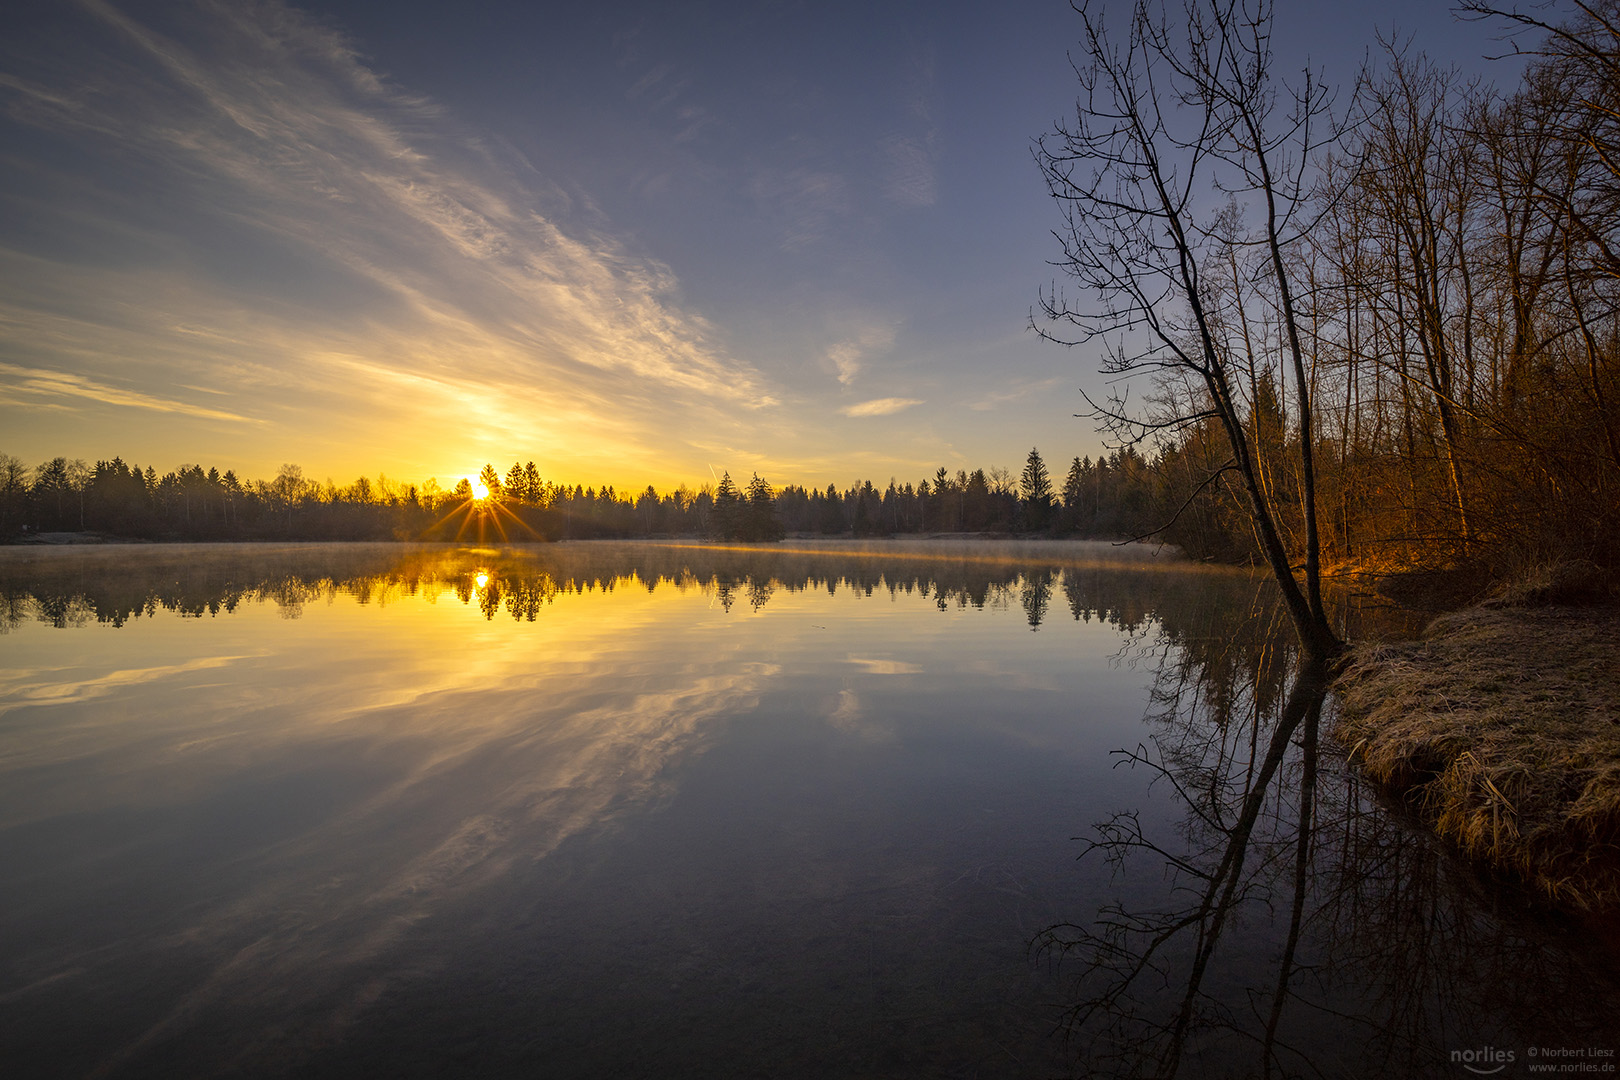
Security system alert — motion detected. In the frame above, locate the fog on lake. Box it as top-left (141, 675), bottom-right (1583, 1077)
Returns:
top-left (0, 541), bottom-right (1613, 1077)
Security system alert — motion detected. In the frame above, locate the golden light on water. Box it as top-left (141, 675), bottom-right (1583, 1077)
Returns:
top-left (475, 572), bottom-right (490, 589)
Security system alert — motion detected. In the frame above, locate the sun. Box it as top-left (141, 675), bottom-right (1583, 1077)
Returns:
top-left (425, 469), bottom-right (538, 544)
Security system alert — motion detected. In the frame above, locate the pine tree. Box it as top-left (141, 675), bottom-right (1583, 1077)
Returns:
top-left (817, 483), bottom-right (845, 534)
top-left (1062, 456), bottom-right (1088, 532)
top-left (711, 472), bottom-right (742, 540)
top-left (32, 457), bottom-right (73, 529)
top-left (743, 473), bottom-right (785, 541)
top-left (1020, 447), bottom-right (1054, 531)
top-left (478, 463), bottom-right (502, 501)
top-left (523, 462), bottom-right (542, 506)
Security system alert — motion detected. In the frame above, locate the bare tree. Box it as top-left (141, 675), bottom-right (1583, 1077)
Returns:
top-left (1467, 0), bottom-right (1620, 469)
top-left (1035, 0), bottom-right (1343, 660)
top-left (65, 458), bottom-right (90, 530)
top-left (0, 452), bottom-right (28, 534)
top-left (269, 463), bottom-right (306, 529)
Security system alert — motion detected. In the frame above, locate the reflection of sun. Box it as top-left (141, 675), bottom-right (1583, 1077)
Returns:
top-left (475, 572), bottom-right (490, 589)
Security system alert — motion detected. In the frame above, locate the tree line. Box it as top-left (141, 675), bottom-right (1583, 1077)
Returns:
top-left (0, 448), bottom-right (1195, 544)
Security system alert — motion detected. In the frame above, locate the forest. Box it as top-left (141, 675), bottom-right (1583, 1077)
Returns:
top-left (1024, 0), bottom-right (1620, 633)
top-left (0, 449), bottom-right (1163, 545)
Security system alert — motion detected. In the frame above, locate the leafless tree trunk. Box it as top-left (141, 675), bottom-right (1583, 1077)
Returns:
top-left (1034, 0), bottom-right (1343, 660)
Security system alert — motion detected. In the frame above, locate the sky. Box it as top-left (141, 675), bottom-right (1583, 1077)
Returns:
top-left (0, 0), bottom-right (1534, 492)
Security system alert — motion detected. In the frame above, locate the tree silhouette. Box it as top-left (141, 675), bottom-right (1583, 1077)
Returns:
top-left (478, 463), bottom-right (502, 501)
top-left (743, 473), bottom-right (786, 541)
top-left (1034, 0), bottom-right (1342, 660)
top-left (1020, 447), bottom-right (1054, 532)
top-left (711, 472), bottom-right (742, 540)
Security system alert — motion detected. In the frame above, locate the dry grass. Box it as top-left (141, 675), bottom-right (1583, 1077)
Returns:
top-left (1333, 572), bottom-right (1620, 911)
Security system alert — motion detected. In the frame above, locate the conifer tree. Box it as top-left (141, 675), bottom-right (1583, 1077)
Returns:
top-left (711, 472), bottom-right (741, 540)
top-left (478, 463), bottom-right (502, 501)
top-left (743, 473), bottom-right (785, 541)
top-left (1020, 448), bottom-right (1054, 531)
top-left (1063, 456), bottom-right (1088, 532)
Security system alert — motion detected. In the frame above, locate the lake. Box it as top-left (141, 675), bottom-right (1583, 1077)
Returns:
top-left (1, 541), bottom-right (1614, 1077)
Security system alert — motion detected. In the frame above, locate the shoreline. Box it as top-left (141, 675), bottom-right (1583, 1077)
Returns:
top-left (1331, 566), bottom-right (1620, 912)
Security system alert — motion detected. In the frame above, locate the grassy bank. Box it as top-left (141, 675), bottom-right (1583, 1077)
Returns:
top-left (1333, 564), bottom-right (1620, 911)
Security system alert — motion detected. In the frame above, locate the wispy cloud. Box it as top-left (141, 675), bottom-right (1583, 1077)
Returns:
top-left (0, 362), bottom-right (255, 424)
top-left (0, 0), bottom-right (772, 476)
top-left (842, 397), bottom-right (922, 418)
top-left (626, 62), bottom-right (680, 104)
top-left (825, 322), bottom-right (897, 387)
top-left (748, 167), bottom-right (847, 250)
top-left (968, 376), bottom-right (1066, 412)
top-left (882, 133), bottom-right (938, 208)
top-left (882, 45), bottom-right (938, 207)
top-left (827, 343), bottom-right (862, 387)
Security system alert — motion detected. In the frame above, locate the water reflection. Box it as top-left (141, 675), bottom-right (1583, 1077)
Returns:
top-left (1040, 599), bottom-right (1620, 1077)
top-left (0, 539), bottom-right (1409, 639)
top-left (1, 540), bottom-right (1192, 1078)
top-left (1, 541), bottom-right (1585, 1078)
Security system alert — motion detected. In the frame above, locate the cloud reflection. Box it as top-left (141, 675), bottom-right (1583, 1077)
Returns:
top-left (0, 541), bottom-right (1296, 1075)
top-left (845, 657), bottom-right (921, 675)
top-left (0, 655), bottom-right (252, 715)
top-left (1, 583), bottom-right (776, 1073)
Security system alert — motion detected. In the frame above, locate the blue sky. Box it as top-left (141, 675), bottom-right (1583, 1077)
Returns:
top-left (0, 0), bottom-right (1528, 491)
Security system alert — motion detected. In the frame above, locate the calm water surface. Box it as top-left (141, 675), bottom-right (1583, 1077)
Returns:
top-left (0, 541), bottom-right (1614, 1078)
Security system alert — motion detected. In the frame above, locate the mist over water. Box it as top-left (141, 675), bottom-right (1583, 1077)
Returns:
top-left (0, 542), bottom-right (1610, 1076)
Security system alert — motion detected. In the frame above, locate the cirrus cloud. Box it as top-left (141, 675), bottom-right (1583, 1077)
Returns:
top-left (841, 397), bottom-right (922, 418)
top-left (0, 0), bottom-right (775, 482)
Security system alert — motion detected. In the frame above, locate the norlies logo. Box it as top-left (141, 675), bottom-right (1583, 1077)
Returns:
top-left (1453, 1046), bottom-right (1517, 1075)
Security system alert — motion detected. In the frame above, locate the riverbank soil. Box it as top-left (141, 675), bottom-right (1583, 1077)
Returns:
top-left (1334, 563), bottom-right (1620, 911)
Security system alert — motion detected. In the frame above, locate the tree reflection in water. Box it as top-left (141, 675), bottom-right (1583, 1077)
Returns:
top-left (2, 541), bottom-right (1616, 1074)
top-left (1037, 601), bottom-right (1620, 1078)
top-left (0, 539), bottom-right (1200, 634)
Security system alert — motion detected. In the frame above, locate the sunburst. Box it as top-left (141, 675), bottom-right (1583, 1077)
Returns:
top-left (423, 473), bottom-right (542, 543)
